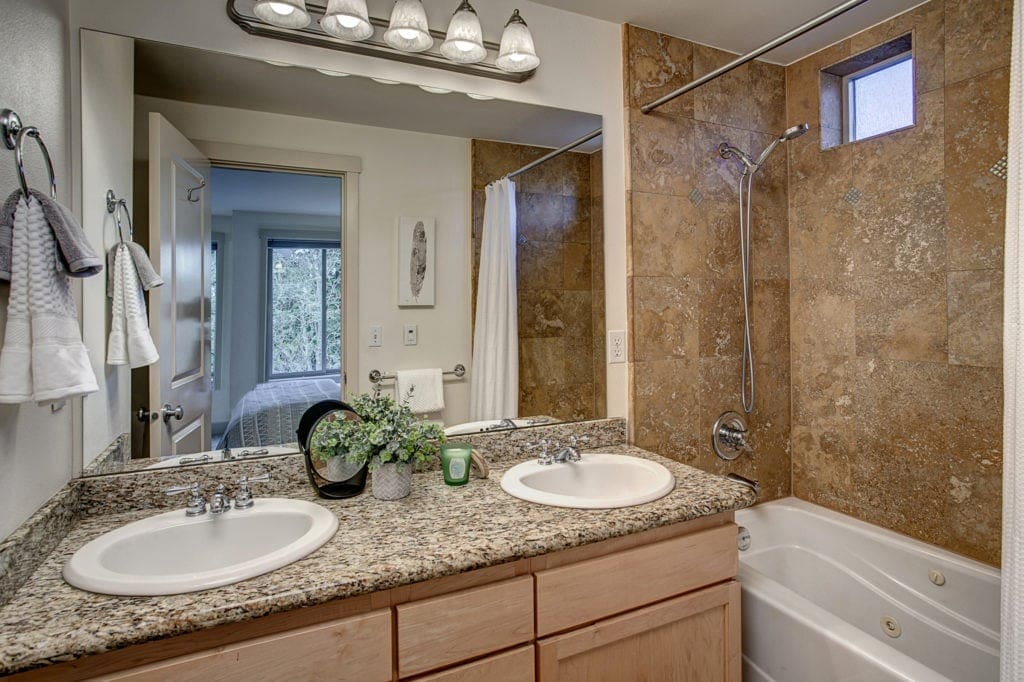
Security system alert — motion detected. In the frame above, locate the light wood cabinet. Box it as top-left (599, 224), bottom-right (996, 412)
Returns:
top-left (30, 514), bottom-right (740, 682)
top-left (102, 610), bottom-right (392, 682)
top-left (536, 582), bottom-right (742, 682)
top-left (413, 646), bottom-right (534, 682)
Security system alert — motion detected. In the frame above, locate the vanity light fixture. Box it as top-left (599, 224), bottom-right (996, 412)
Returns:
top-left (253, 0), bottom-right (310, 28)
top-left (496, 9), bottom-right (540, 73)
top-left (441, 0), bottom-right (487, 64)
top-left (383, 0), bottom-right (433, 52)
top-left (315, 68), bottom-right (350, 76)
top-left (227, 0), bottom-right (539, 82)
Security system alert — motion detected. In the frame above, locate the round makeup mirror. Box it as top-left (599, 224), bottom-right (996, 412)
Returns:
top-left (297, 400), bottom-right (368, 499)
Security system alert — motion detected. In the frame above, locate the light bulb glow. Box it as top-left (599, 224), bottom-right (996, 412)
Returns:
top-left (496, 10), bottom-right (539, 73)
top-left (384, 0), bottom-right (433, 52)
top-left (254, 0), bottom-right (310, 28)
top-left (321, 0), bottom-right (373, 40)
top-left (338, 15), bottom-right (361, 28)
top-left (441, 2), bottom-right (486, 64)
top-left (268, 2), bottom-right (294, 15)
top-left (398, 28), bottom-right (420, 40)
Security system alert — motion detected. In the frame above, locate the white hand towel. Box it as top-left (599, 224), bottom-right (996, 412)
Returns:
top-left (0, 196), bottom-right (98, 404)
top-left (107, 243), bottom-right (159, 368)
top-left (395, 368), bottom-right (444, 415)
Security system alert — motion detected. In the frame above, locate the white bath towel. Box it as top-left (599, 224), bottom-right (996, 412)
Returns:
top-left (107, 243), bottom-right (159, 368)
top-left (396, 368), bottom-right (444, 415)
top-left (0, 195), bottom-right (98, 403)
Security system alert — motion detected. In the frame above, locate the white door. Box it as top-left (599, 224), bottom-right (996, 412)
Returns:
top-left (147, 113), bottom-right (212, 457)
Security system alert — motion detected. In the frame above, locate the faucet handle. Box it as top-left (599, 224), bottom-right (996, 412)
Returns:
top-left (234, 473), bottom-right (270, 509)
top-left (164, 482), bottom-right (206, 516)
top-left (525, 439), bottom-right (553, 465)
top-left (567, 435), bottom-right (589, 447)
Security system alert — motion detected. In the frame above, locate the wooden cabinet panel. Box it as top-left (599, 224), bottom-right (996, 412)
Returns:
top-left (536, 581), bottom-right (741, 682)
top-left (397, 575), bottom-right (534, 677)
top-left (535, 524), bottom-right (736, 635)
top-left (413, 646), bottom-right (534, 682)
top-left (103, 609), bottom-right (392, 681)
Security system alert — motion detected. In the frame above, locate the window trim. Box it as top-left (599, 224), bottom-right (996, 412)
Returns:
top-left (842, 50), bottom-right (913, 144)
top-left (264, 238), bottom-right (342, 381)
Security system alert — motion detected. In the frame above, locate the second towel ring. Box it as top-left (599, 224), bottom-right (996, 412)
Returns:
top-left (1, 109), bottom-right (56, 199)
top-left (105, 190), bottom-right (134, 244)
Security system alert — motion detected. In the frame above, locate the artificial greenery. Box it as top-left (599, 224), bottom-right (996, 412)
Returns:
top-left (309, 392), bottom-right (444, 471)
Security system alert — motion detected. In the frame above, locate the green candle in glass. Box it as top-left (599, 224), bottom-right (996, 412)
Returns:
top-left (440, 442), bottom-right (472, 486)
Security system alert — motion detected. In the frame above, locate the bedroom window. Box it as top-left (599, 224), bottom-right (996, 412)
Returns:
top-left (266, 239), bottom-right (342, 379)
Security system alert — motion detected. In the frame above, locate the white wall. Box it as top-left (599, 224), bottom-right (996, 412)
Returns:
top-left (0, 0), bottom-right (74, 539)
top-left (79, 30), bottom-right (133, 468)
top-left (137, 96), bottom-right (474, 425)
top-left (69, 0), bottom-right (628, 420)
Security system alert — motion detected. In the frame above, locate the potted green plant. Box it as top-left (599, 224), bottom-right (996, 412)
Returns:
top-left (310, 392), bottom-right (444, 500)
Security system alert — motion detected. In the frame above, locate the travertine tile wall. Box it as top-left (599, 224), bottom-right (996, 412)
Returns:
top-left (471, 141), bottom-right (606, 421)
top-left (623, 26), bottom-right (793, 501)
top-left (786, 0), bottom-right (1011, 565)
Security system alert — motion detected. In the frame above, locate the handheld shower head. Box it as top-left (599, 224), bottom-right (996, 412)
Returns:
top-left (718, 142), bottom-right (757, 172)
top-left (753, 122), bottom-right (809, 166)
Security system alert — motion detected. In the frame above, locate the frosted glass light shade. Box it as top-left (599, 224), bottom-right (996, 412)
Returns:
top-left (253, 0), bottom-right (310, 28)
top-left (496, 10), bottom-right (539, 73)
top-left (440, 1), bottom-right (486, 64)
top-left (321, 0), bottom-right (373, 41)
top-left (383, 0), bottom-right (433, 52)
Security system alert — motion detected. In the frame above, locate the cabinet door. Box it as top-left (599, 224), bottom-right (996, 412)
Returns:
top-left (105, 610), bottom-right (392, 682)
top-left (536, 581), bottom-right (740, 682)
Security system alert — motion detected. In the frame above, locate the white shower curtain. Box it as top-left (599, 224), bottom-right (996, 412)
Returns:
top-left (1003, 1), bottom-right (1024, 679)
top-left (470, 178), bottom-right (518, 421)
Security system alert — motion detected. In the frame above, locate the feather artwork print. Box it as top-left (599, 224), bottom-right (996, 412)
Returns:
top-left (409, 220), bottom-right (427, 300)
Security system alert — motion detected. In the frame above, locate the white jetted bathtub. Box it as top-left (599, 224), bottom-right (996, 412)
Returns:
top-left (736, 498), bottom-right (1000, 682)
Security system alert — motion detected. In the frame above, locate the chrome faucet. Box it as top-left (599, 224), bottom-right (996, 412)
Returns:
top-left (164, 482), bottom-right (207, 516)
top-left (209, 484), bottom-right (232, 514)
top-left (527, 436), bottom-right (588, 465)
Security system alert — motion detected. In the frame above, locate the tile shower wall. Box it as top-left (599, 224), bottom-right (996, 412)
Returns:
top-left (471, 141), bottom-right (606, 421)
top-left (623, 26), bottom-right (793, 501)
top-left (786, 0), bottom-right (1010, 564)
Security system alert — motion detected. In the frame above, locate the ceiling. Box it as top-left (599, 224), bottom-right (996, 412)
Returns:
top-left (531, 0), bottom-right (926, 65)
top-left (210, 168), bottom-right (342, 217)
top-left (135, 41), bottom-right (603, 152)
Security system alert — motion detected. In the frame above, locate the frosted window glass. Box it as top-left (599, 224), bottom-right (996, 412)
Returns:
top-left (851, 57), bottom-right (914, 141)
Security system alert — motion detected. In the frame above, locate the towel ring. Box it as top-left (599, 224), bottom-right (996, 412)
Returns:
top-left (105, 190), bottom-right (135, 244)
top-left (1, 109), bottom-right (56, 199)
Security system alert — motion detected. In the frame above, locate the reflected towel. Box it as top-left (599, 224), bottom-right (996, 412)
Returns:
top-left (0, 196), bottom-right (98, 403)
top-left (107, 243), bottom-right (159, 368)
top-left (396, 368), bottom-right (444, 415)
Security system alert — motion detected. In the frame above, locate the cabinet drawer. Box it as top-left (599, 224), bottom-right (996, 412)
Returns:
top-left (535, 524), bottom-right (737, 635)
top-left (398, 575), bottom-right (534, 677)
top-left (414, 645), bottom-right (534, 682)
top-left (105, 609), bottom-right (392, 681)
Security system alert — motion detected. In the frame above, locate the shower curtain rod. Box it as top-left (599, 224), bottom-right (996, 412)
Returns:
top-left (503, 127), bottom-right (603, 180)
top-left (640, 0), bottom-right (872, 114)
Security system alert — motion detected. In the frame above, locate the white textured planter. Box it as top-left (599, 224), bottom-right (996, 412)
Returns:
top-left (372, 462), bottom-right (412, 500)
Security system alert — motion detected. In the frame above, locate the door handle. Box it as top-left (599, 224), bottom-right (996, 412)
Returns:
top-left (161, 404), bottom-right (184, 422)
top-left (137, 407), bottom-right (158, 423)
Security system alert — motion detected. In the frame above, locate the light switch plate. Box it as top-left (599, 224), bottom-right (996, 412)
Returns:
top-left (369, 325), bottom-right (382, 347)
top-left (608, 330), bottom-right (626, 364)
top-left (403, 324), bottom-right (418, 346)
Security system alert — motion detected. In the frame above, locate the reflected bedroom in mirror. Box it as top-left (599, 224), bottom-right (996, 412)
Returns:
top-left (79, 35), bottom-right (606, 477)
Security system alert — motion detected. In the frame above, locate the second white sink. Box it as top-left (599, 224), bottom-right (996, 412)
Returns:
top-left (500, 453), bottom-right (675, 509)
top-left (63, 498), bottom-right (338, 596)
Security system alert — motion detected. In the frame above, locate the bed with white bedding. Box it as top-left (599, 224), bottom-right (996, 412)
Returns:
top-left (217, 377), bottom-right (342, 449)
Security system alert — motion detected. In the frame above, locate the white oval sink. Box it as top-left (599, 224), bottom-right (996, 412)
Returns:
top-left (63, 498), bottom-right (338, 596)
top-left (500, 453), bottom-right (675, 508)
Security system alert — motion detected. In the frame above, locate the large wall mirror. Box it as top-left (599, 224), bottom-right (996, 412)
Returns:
top-left (78, 31), bottom-right (606, 477)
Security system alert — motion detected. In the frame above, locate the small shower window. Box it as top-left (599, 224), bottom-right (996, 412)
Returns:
top-left (820, 34), bottom-right (915, 149)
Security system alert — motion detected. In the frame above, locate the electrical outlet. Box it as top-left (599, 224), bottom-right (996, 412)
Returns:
top-left (608, 330), bottom-right (626, 364)
top-left (369, 325), bottom-right (382, 348)
top-left (403, 324), bottom-right (418, 346)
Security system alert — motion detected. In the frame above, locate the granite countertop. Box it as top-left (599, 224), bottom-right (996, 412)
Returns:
top-left (0, 445), bottom-right (755, 675)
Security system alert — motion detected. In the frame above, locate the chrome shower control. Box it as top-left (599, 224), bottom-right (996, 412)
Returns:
top-left (713, 411), bottom-right (752, 461)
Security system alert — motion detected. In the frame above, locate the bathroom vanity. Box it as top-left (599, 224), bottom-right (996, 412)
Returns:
top-left (0, 435), bottom-right (753, 681)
